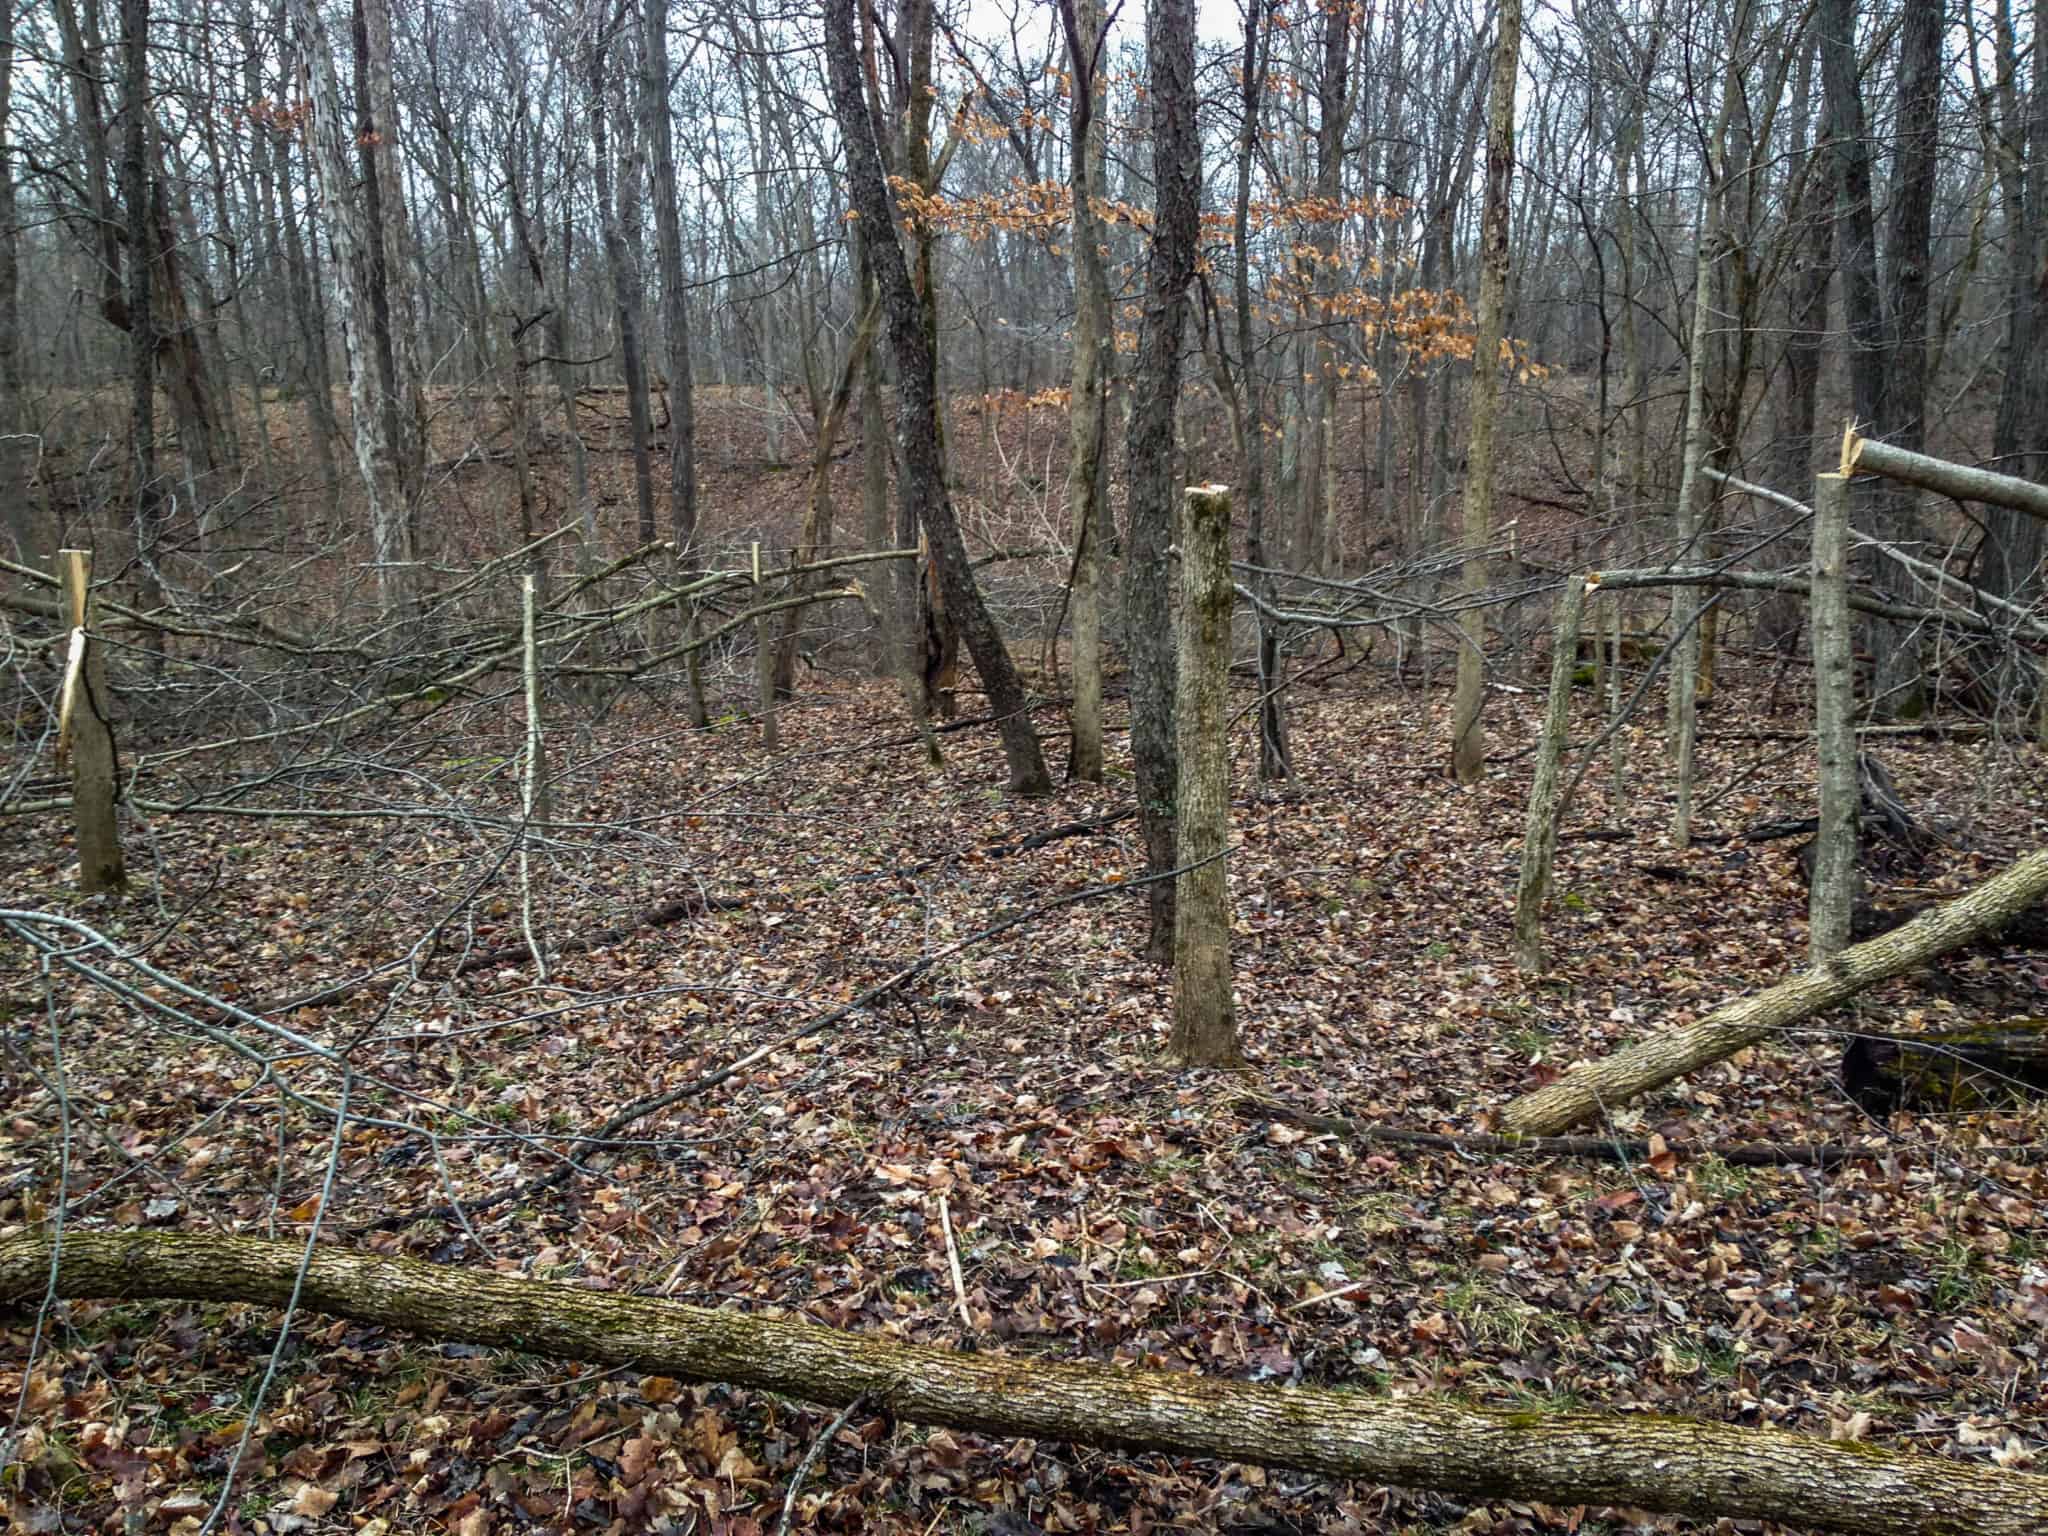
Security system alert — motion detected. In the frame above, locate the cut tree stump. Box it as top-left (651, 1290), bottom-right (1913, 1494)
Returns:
top-left (4, 1232), bottom-right (2047, 1536)
top-left (1843, 1019), bottom-right (2048, 1114)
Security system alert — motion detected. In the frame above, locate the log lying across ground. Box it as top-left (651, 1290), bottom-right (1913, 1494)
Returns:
top-left (5, 1232), bottom-right (2047, 1536)
top-left (1501, 847), bottom-right (2048, 1136)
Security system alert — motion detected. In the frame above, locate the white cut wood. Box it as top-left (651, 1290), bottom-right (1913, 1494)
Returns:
top-left (59, 549), bottom-right (123, 893)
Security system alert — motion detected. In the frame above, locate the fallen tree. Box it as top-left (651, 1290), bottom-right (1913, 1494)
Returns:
top-left (3, 1232), bottom-right (2045, 1536)
top-left (1500, 847), bottom-right (2048, 1135)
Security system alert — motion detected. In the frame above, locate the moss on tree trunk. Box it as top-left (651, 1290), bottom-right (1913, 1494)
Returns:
top-left (4, 1232), bottom-right (2046, 1536)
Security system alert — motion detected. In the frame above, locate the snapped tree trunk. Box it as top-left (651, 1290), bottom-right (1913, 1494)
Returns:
top-left (58, 550), bottom-right (124, 894)
top-left (1810, 471), bottom-right (1857, 960)
top-left (6, 1232), bottom-right (2047, 1536)
top-left (1172, 486), bottom-right (1240, 1066)
top-left (1500, 846), bottom-right (2048, 1135)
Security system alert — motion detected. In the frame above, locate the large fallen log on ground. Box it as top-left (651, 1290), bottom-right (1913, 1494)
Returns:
top-left (3, 1232), bottom-right (2045, 1536)
top-left (1499, 847), bottom-right (2048, 1136)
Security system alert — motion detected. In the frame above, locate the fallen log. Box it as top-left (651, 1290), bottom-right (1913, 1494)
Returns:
top-left (3, 1231), bottom-right (2044, 1536)
top-left (1843, 1019), bottom-right (2048, 1114)
top-left (1499, 847), bottom-right (2048, 1136)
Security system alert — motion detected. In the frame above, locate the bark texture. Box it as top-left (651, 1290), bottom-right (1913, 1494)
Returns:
top-left (821, 0), bottom-right (1050, 795)
top-left (1501, 847), bottom-right (2048, 1135)
top-left (1450, 0), bottom-right (1521, 783)
top-left (5, 1231), bottom-right (2046, 1536)
top-left (1512, 574), bottom-right (1586, 971)
top-left (1060, 0), bottom-right (1111, 783)
top-left (1172, 486), bottom-right (1239, 1066)
top-left (1122, 0), bottom-right (1202, 953)
top-left (1810, 472), bottom-right (1856, 960)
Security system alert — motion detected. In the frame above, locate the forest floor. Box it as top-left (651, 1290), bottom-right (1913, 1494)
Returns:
top-left (4, 646), bottom-right (2047, 1536)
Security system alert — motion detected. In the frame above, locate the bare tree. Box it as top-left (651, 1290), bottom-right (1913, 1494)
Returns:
top-left (821, 0), bottom-right (1052, 795)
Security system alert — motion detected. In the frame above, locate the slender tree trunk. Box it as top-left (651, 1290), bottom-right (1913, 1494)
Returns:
top-left (1060, 0), bottom-right (1112, 783)
top-left (287, 0), bottom-right (410, 612)
top-left (0, 0), bottom-right (23, 560)
top-left (589, 46), bottom-right (657, 553)
top-left (1121, 0), bottom-right (1203, 954)
top-left (822, 0), bottom-right (1050, 795)
top-left (1451, 1), bottom-right (1522, 783)
top-left (120, 0), bottom-right (163, 633)
top-left (1809, 472), bottom-right (1856, 960)
top-left (1172, 486), bottom-right (1240, 1066)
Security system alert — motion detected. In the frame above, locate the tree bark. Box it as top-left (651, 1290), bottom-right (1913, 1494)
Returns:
top-left (1512, 574), bottom-right (1586, 972)
top-left (589, 41), bottom-right (657, 552)
top-left (7, 1232), bottom-right (2047, 1536)
top-left (1060, 0), bottom-right (1112, 784)
top-left (1450, 0), bottom-right (1521, 783)
top-left (1810, 472), bottom-right (1857, 960)
top-left (287, 0), bottom-right (411, 613)
top-left (822, 0), bottom-right (1050, 796)
top-left (59, 550), bottom-right (124, 894)
top-left (1122, 0), bottom-right (1202, 953)
top-left (1172, 486), bottom-right (1240, 1066)
top-left (1501, 847), bottom-right (2048, 1135)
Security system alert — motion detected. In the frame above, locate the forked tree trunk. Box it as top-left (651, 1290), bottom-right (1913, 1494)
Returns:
top-left (5, 1233), bottom-right (2046, 1536)
top-left (1500, 847), bottom-right (2048, 1135)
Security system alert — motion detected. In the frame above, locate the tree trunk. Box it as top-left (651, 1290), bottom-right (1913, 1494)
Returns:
top-left (1060, 0), bottom-right (1112, 784)
top-left (119, 0), bottom-right (164, 634)
top-left (1450, 0), bottom-right (1522, 783)
top-left (1121, 0), bottom-right (1202, 956)
top-left (7, 1232), bottom-right (2048, 1536)
top-left (1810, 472), bottom-right (1857, 960)
top-left (1500, 847), bottom-right (2048, 1135)
top-left (59, 550), bottom-right (124, 894)
top-left (0, 0), bottom-right (22, 560)
top-left (1511, 574), bottom-right (1586, 972)
top-left (1172, 486), bottom-right (1240, 1066)
top-left (589, 46), bottom-right (657, 552)
top-left (774, 298), bottom-right (877, 697)
top-left (822, 0), bottom-right (1050, 796)
top-left (287, 0), bottom-right (411, 613)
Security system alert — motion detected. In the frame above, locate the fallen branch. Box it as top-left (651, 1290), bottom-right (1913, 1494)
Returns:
top-left (1499, 847), bottom-right (2048, 1136)
top-left (3, 1232), bottom-right (2042, 1536)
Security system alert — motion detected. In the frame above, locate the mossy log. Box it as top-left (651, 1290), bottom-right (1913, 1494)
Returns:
top-left (1844, 1019), bottom-right (2048, 1114)
top-left (4, 1232), bottom-right (2048, 1536)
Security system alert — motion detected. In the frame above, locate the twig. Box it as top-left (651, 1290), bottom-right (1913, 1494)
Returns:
top-left (773, 1394), bottom-right (867, 1536)
top-left (937, 1194), bottom-right (972, 1335)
